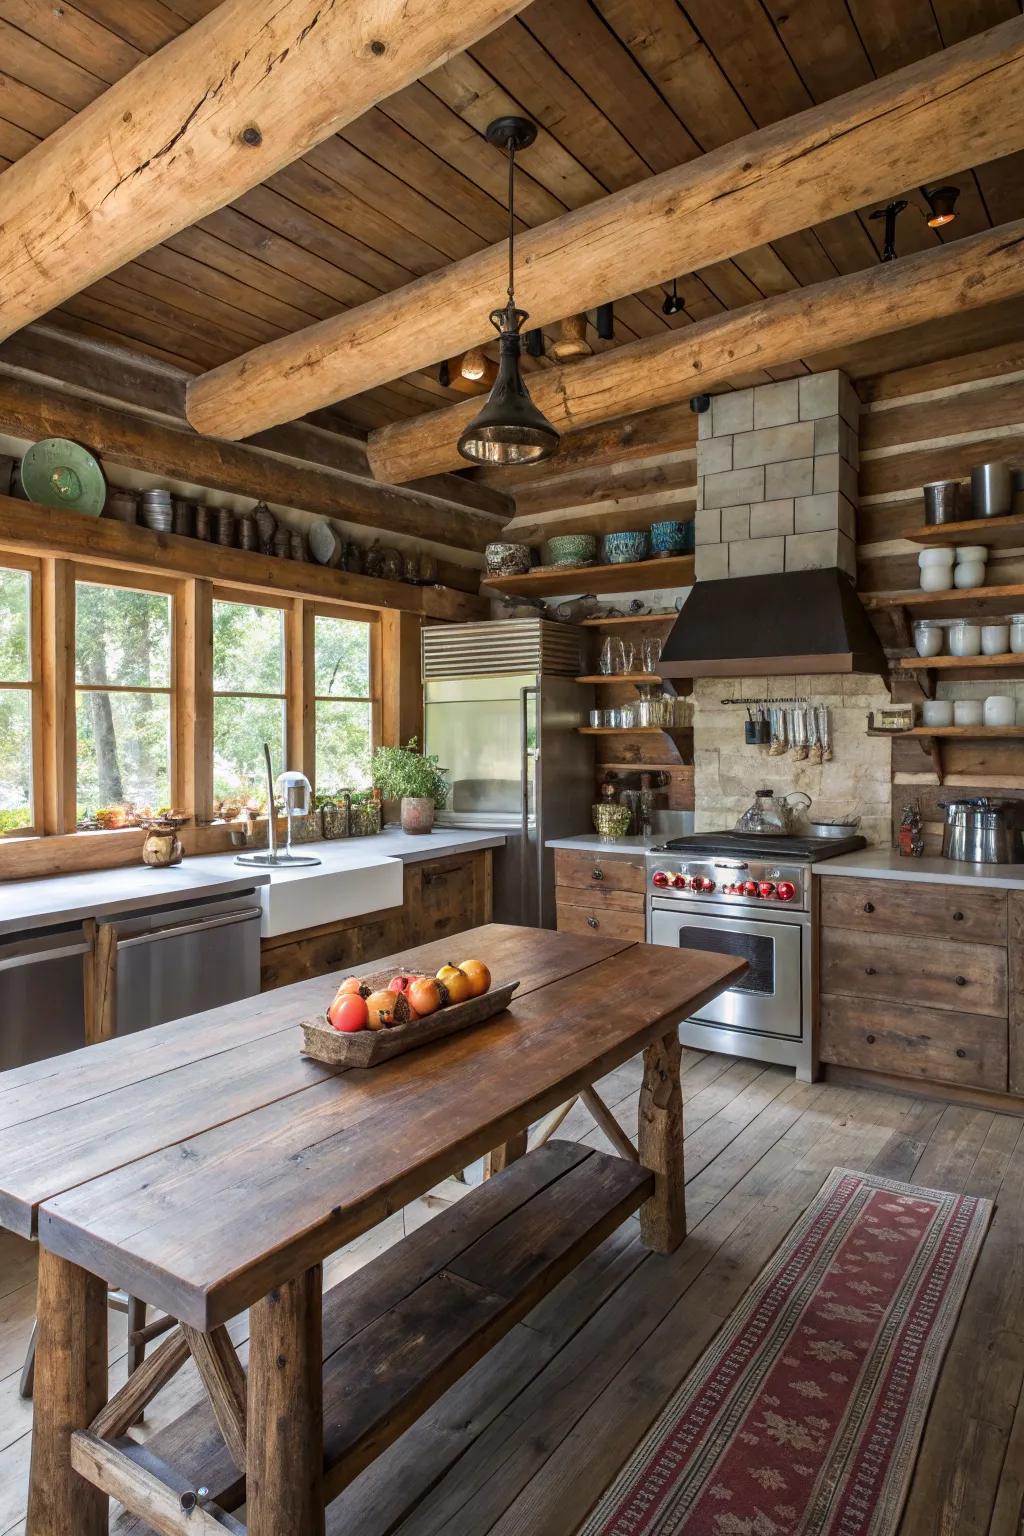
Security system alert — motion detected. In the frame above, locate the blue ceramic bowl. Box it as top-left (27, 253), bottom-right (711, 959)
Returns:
top-left (650, 519), bottom-right (694, 555)
top-left (602, 530), bottom-right (650, 564)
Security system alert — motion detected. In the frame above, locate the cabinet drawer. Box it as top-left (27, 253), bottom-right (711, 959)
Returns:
top-left (555, 884), bottom-right (645, 914)
top-left (554, 849), bottom-right (646, 894)
top-left (819, 876), bottom-right (1006, 944)
top-left (820, 994), bottom-right (1008, 1092)
top-left (821, 928), bottom-right (1007, 1017)
top-left (556, 903), bottom-right (646, 941)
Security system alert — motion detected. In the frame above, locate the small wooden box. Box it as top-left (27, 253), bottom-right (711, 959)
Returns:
top-left (301, 970), bottom-right (520, 1068)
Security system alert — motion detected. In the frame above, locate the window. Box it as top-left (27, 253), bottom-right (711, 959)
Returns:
top-left (75, 580), bottom-right (173, 822)
top-left (212, 598), bottom-right (286, 806)
top-left (314, 613), bottom-right (374, 792)
top-left (0, 564), bottom-right (35, 833)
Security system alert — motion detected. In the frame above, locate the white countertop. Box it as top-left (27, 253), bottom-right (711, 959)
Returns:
top-left (0, 826), bottom-right (506, 940)
top-left (811, 847), bottom-right (1024, 890)
top-left (545, 834), bottom-right (662, 856)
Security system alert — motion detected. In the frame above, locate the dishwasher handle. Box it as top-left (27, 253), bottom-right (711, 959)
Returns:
top-left (113, 907), bottom-right (260, 951)
top-left (0, 934), bottom-right (92, 972)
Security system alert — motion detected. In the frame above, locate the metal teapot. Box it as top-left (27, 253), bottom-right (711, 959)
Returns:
top-left (733, 788), bottom-right (813, 837)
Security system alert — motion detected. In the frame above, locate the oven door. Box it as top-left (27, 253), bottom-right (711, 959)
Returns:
top-left (649, 902), bottom-right (804, 1039)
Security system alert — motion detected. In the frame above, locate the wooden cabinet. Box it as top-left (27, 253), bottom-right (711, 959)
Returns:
top-left (555, 849), bottom-right (647, 941)
top-left (818, 872), bottom-right (1015, 1096)
top-left (260, 848), bottom-right (492, 991)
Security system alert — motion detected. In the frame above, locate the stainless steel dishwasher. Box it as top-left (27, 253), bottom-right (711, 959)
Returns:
top-left (0, 922), bottom-right (91, 1070)
top-left (97, 890), bottom-right (262, 1035)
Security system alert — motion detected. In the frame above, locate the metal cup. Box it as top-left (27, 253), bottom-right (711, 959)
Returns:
top-left (972, 462), bottom-right (1013, 518)
top-left (923, 480), bottom-right (963, 525)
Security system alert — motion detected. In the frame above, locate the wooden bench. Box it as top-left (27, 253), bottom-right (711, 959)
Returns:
top-left (106, 1141), bottom-right (652, 1530)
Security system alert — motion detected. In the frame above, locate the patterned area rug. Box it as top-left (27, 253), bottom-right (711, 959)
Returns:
top-left (577, 1167), bottom-right (991, 1536)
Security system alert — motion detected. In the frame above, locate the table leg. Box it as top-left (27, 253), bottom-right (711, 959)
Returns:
top-left (638, 1027), bottom-right (686, 1253)
top-left (26, 1249), bottom-right (108, 1536)
top-left (247, 1264), bottom-right (324, 1536)
top-left (484, 1127), bottom-right (528, 1179)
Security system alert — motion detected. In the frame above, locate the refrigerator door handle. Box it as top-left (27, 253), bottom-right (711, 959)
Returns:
top-left (520, 685), bottom-right (538, 925)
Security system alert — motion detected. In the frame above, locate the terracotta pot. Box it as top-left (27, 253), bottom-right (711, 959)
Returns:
top-left (400, 796), bottom-right (435, 834)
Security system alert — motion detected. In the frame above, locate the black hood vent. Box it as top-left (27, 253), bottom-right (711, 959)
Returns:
top-left (659, 567), bottom-right (889, 681)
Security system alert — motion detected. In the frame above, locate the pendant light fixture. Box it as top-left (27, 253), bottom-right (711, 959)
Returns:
top-left (923, 184), bottom-right (960, 227)
top-left (457, 117), bottom-right (560, 467)
top-left (662, 278), bottom-right (686, 316)
top-left (870, 199), bottom-right (908, 261)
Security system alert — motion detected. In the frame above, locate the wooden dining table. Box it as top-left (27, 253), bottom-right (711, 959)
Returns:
top-left (0, 922), bottom-right (743, 1536)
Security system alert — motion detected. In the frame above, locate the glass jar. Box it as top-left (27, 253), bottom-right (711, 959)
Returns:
top-left (1010, 614), bottom-right (1024, 654)
top-left (981, 623), bottom-right (1010, 656)
top-left (913, 621), bottom-right (944, 658)
top-left (948, 620), bottom-right (982, 657)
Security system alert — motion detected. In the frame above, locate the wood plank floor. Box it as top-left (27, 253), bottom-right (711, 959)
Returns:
top-left (1, 1044), bottom-right (1022, 1535)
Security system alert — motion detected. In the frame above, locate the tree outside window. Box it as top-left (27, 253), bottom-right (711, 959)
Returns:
top-left (314, 614), bottom-right (373, 793)
top-left (75, 580), bottom-right (173, 822)
top-left (212, 599), bottom-right (286, 806)
top-left (0, 566), bottom-right (34, 833)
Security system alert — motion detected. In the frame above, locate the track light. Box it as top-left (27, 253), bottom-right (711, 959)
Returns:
top-left (595, 302), bottom-right (614, 341)
top-left (869, 199), bottom-right (908, 262)
top-left (662, 278), bottom-right (686, 316)
top-left (923, 185), bottom-right (960, 228)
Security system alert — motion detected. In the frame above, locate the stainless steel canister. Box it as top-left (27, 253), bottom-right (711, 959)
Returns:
top-left (940, 797), bottom-right (1023, 863)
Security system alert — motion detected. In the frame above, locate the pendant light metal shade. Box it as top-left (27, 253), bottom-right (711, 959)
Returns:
top-left (457, 117), bottom-right (559, 468)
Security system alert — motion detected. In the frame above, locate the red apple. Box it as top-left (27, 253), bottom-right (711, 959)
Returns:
top-left (327, 992), bottom-right (368, 1033)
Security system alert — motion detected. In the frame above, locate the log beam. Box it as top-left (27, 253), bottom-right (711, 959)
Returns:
top-left (185, 18), bottom-right (1024, 440)
top-left (0, 0), bottom-right (532, 342)
top-left (367, 218), bottom-right (1024, 482)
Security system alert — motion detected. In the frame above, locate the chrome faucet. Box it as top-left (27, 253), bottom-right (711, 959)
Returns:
top-left (235, 742), bottom-right (321, 867)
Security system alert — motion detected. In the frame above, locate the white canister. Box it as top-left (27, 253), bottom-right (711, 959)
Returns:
top-left (913, 621), bottom-right (944, 658)
top-left (954, 560), bottom-right (987, 589)
top-left (1010, 614), bottom-right (1024, 654)
top-left (920, 565), bottom-right (954, 592)
top-left (953, 699), bottom-right (984, 726)
top-left (918, 546), bottom-right (955, 567)
top-left (954, 545), bottom-right (989, 564)
top-left (921, 699), bottom-right (954, 727)
top-left (984, 695), bottom-right (1017, 727)
top-left (948, 620), bottom-right (982, 657)
top-left (981, 623), bottom-right (1010, 655)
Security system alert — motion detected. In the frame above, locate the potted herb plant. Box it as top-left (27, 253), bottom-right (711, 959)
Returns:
top-left (371, 738), bottom-right (449, 834)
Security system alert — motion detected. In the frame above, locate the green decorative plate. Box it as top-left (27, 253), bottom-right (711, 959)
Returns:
top-left (20, 438), bottom-right (106, 517)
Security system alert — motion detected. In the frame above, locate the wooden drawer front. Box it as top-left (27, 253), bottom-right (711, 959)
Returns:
top-left (819, 876), bottom-right (1006, 944)
top-left (821, 928), bottom-right (1007, 1017)
top-left (556, 902), bottom-right (646, 941)
top-left (555, 885), bottom-right (644, 914)
top-left (820, 994), bottom-right (1008, 1092)
top-left (554, 849), bottom-right (646, 895)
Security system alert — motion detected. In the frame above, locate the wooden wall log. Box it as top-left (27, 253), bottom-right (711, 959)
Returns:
top-left (0, 0), bottom-right (533, 342)
top-left (368, 219), bottom-right (1024, 482)
top-left (186, 19), bottom-right (1024, 439)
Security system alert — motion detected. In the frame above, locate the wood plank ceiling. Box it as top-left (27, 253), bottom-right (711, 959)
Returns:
top-left (0, 0), bottom-right (1021, 438)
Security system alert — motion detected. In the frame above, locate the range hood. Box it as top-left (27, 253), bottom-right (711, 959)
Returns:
top-left (659, 568), bottom-right (889, 681)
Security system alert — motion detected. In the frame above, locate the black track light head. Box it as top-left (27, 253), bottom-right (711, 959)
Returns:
top-left (923, 185), bottom-right (960, 228)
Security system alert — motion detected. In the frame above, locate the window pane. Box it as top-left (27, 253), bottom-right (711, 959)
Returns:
top-left (0, 690), bottom-right (32, 831)
top-left (314, 614), bottom-right (370, 697)
top-left (0, 566), bottom-right (31, 683)
top-left (213, 601), bottom-right (284, 694)
top-left (75, 582), bottom-right (171, 688)
top-left (213, 697), bottom-right (286, 805)
top-left (315, 700), bottom-right (372, 792)
top-left (76, 691), bottom-right (171, 817)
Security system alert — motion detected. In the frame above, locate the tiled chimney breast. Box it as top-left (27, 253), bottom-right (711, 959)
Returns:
top-left (694, 371), bottom-right (859, 582)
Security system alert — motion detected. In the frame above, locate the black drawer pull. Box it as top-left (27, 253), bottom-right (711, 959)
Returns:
top-left (956, 1048), bottom-right (967, 1059)
top-left (952, 910), bottom-right (964, 921)
top-left (592, 868), bottom-right (604, 881)
top-left (864, 966), bottom-right (877, 975)
top-left (587, 916), bottom-right (599, 929)
top-left (863, 901), bottom-right (875, 914)
top-left (954, 975), bottom-right (967, 986)
top-left (865, 1033), bottom-right (876, 1044)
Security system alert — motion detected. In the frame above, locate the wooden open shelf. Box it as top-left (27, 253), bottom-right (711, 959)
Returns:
top-left (575, 673), bottom-right (662, 684)
top-left (897, 652), bottom-right (1024, 693)
top-left (864, 582), bottom-right (1024, 624)
top-left (482, 554), bottom-right (694, 598)
top-left (580, 611), bottom-right (677, 626)
top-left (579, 725), bottom-right (685, 735)
top-left (868, 723), bottom-right (1024, 783)
top-left (907, 512), bottom-right (1024, 550)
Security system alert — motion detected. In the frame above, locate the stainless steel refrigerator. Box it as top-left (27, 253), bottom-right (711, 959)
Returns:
top-left (423, 620), bottom-right (594, 929)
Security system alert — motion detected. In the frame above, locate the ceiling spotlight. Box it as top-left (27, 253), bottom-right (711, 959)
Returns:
top-left (662, 278), bottom-right (686, 316)
top-left (869, 199), bottom-right (908, 262)
top-left (457, 117), bottom-right (560, 467)
top-left (923, 185), bottom-right (960, 228)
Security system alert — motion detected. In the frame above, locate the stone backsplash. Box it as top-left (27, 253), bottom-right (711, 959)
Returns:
top-left (692, 674), bottom-right (893, 846)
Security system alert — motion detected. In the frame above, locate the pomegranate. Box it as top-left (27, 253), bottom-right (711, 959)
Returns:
top-left (437, 964), bottom-right (473, 1004)
top-left (337, 975), bottom-right (371, 997)
top-left (408, 976), bottom-right (444, 1017)
top-left (364, 989), bottom-right (414, 1030)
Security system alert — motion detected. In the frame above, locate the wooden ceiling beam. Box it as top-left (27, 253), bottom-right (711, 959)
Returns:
top-left (366, 218), bottom-right (1024, 481)
top-left (185, 17), bottom-right (1024, 441)
top-left (0, 0), bottom-right (532, 344)
top-left (0, 374), bottom-right (503, 552)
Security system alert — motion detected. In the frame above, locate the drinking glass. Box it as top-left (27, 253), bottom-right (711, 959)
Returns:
top-left (641, 637), bottom-right (662, 674)
top-left (599, 636), bottom-right (622, 675)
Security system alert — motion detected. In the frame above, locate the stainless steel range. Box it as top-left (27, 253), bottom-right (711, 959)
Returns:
top-left (646, 831), bottom-right (865, 1082)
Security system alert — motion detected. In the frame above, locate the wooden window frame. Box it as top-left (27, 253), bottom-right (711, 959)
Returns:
top-left (308, 603), bottom-right (380, 796)
top-left (211, 588), bottom-right (290, 811)
top-left (0, 553), bottom-right (43, 838)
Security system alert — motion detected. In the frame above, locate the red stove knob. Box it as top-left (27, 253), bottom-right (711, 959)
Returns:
top-left (699, 877), bottom-right (716, 893)
top-left (743, 880), bottom-right (759, 896)
top-left (758, 880), bottom-right (776, 898)
top-left (672, 872), bottom-right (688, 889)
top-left (652, 871), bottom-right (669, 887)
top-left (775, 880), bottom-right (797, 902)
